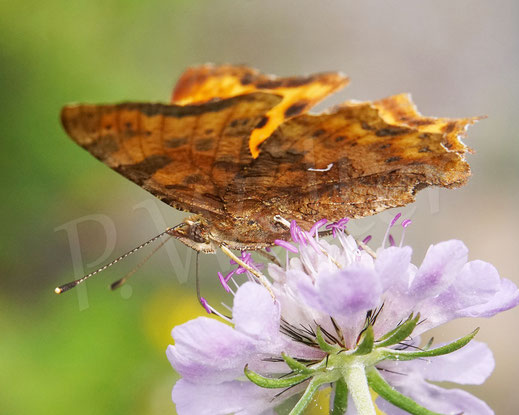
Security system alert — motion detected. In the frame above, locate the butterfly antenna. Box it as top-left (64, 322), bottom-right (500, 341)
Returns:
top-left (110, 233), bottom-right (173, 290)
top-left (195, 252), bottom-right (202, 305)
top-left (54, 225), bottom-right (182, 294)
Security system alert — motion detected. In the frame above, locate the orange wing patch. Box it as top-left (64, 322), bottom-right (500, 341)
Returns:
top-left (171, 65), bottom-right (262, 104)
top-left (373, 93), bottom-right (482, 154)
top-left (171, 64), bottom-right (349, 158)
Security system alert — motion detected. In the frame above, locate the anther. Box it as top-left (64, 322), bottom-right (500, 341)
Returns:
top-left (390, 213), bottom-right (402, 227)
top-left (275, 239), bottom-right (298, 253)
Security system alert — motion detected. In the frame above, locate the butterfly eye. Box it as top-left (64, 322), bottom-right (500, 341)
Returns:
top-left (189, 225), bottom-right (208, 244)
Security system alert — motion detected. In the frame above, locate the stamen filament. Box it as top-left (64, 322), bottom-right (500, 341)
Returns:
top-left (400, 219), bottom-right (412, 247)
top-left (217, 272), bottom-right (231, 292)
top-left (382, 213), bottom-right (401, 248)
top-left (275, 239), bottom-right (299, 253)
top-left (220, 245), bottom-right (275, 299)
top-left (310, 218), bottom-right (328, 236)
top-left (199, 297), bottom-right (232, 322)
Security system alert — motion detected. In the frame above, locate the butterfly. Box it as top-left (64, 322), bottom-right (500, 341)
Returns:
top-left (60, 64), bottom-right (478, 256)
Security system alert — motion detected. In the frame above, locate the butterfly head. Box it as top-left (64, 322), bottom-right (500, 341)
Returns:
top-left (167, 216), bottom-right (217, 253)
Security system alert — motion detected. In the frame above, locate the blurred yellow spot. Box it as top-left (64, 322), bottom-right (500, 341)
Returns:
top-left (302, 387), bottom-right (386, 414)
top-left (371, 389), bottom-right (386, 415)
top-left (141, 288), bottom-right (205, 351)
top-left (304, 386), bottom-right (330, 414)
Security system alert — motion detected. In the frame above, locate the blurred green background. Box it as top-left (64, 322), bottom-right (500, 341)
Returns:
top-left (1, 1), bottom-right (518, 414)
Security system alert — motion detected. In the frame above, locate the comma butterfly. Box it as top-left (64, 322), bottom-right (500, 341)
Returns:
top-left (60, 64), bottom-right (478, 257)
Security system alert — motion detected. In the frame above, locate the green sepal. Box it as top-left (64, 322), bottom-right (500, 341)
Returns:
top-left (376, 313), bottom-right (420, 347)
top-left (244, 365), bottom-right (311, 389)
top-left (383, 328), bottom-right (479, 361)
top-left (316, 326), bottom-right (340, 354)
top-left (376, 313), bottom-right (413, 342)
top-left (353, 324), bottom-right (374, 355)
top-left (423, 337), bottom-right (434, 351)
top-left (331, 377), bottom-right (348, 415)
top-left (281, 353), bottom-right (316, 375)
top-left (288, 374), bottom-right (330, 415)
top-left (366, 367), bottom-right (446, 415)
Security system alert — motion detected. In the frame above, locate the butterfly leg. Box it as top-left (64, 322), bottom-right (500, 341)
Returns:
top-left (317, 229), bottom-right (334, 238)
top-left (256, 249), bottom-right (281, 267)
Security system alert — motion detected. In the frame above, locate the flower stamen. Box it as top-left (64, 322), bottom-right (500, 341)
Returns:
top-left (220, 245), bottom-right (275, 298)
top-left (275, 239), bottom-right (298, 253)
top-left (382, 212), bottom-right (402, 247)
top-left (326, 217), bottom-right (349, 237)
top-left (400, 219), bottom-right (412, 247)
top-left (362, 235), bottom-right (372, 245)
top-left (309, 218), bottom-right (328, 236)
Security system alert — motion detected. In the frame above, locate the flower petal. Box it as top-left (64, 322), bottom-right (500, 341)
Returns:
top-left (410, 240), bottom-right (468, 299)
top-left (456, 263), bottom-right (519, 318)
top-left (167, 317), bottom-right (255, 384)
top-left (287, 268), bottom-right (323, 312)
top-left (375, 246), bottom-right (412, 292)
top-left (172, 379), bottom-right (279, 415)
top-left (233, 282), bottom-right (280, 340)
top-left (385, 340), bottom-right (494, 385)
top-left (317, 265), bottom-right (382, 317)
top-left (453, 260), bottom-right (502, 306)
top-left (416, 261), bottom-right (519, 332)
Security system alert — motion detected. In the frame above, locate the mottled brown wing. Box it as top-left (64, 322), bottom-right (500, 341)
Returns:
top-left (171, 64), bottom-right (349, 157)
top-left (61, 92), bottom-right (282, 221)
top-left (61, 61), bottom-right (479, 251)
top-left (374, 93), bottom-right (483, 144)
top-left (208, 95), bottom-right (478, 245)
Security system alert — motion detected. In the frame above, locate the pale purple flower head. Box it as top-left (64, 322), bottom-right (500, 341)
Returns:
top-left (167, 216), bottom-right (519, 415)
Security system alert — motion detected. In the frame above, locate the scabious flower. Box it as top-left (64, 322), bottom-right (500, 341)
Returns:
top-left (167, 216), bottom-right (519, 415)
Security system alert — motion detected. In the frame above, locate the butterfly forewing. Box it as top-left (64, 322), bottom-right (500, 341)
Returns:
top-left (61, 93), bottom-right (282, 219)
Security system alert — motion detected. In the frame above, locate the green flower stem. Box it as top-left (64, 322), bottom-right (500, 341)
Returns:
top-left (332, 377), bottom-right (348, 415)
top-left (246, 324), bottom-right (478, 415)
top-left (366, 367), bottom-right (445, 415)
top-left (343, 363), bottom-right (376, 415)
